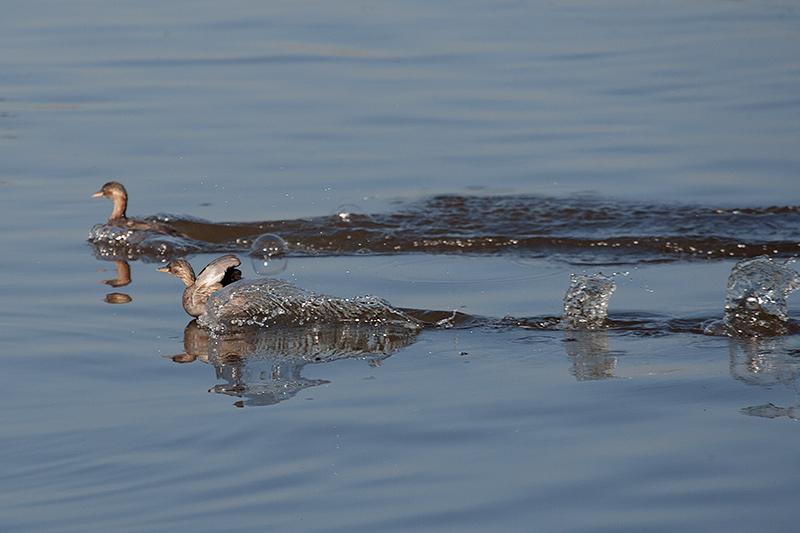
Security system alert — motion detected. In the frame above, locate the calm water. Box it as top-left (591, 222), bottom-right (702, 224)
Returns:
top-left (2, 1), bottom-right (800, 531)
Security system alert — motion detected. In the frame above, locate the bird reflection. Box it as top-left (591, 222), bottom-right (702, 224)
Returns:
top-left (98, 260), bottom-right (132, 303)
top-left (166, 320), bottom-right (420, 407)
top-left (104, 292), bottom-right (132, 304)
top-left (98, 260), bottom-right (131, 287)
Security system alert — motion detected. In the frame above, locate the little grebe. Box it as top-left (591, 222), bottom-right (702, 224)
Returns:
top-left (93, 181), bottom-right (186, 236)
top-left (158, 254), bottom-right (242, 317)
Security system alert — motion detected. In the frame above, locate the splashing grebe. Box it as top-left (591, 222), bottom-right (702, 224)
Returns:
top-left (158, 255), bottom-right (420, 331)
top-left (158, 254), bottom-right (242, 317)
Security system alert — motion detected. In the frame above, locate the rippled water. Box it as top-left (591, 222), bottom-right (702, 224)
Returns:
top-left (3, 1), bottom-right (800, 532)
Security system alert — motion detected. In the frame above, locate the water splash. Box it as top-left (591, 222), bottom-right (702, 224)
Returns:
top-left (200, 278), bottom-right (423, 333)
top-left (704, 256), bottom-right (800, 337)
top-left (559, 272), bottom-right (617, 330)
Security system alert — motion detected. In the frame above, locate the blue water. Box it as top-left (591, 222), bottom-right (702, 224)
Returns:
top-left (2, 1), bottom-right (800, 531)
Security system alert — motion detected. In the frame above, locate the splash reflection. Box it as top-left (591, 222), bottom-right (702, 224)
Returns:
top-left (729, 336), bottom-right (800, 420)
top-left (563, 330), bottom-right (618, 381)
top-left (97, 260), bottom-right (132, 303)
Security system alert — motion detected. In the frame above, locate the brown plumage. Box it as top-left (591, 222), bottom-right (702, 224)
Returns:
top-left (158, 255), bottom-right (243, 317)
top-left (92, 181), bottom-right (186, 236)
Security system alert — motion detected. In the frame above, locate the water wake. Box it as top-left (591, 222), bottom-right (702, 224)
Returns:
top-left (89, 194), bottom-right (800, 264)
top-left (185, 257), bottom-right (799, 338)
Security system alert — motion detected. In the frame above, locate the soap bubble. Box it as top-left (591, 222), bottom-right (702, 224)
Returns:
top-left (250, 233), bottom-right (287, 258)
top-left (251, 256), bottom-right (288, 276)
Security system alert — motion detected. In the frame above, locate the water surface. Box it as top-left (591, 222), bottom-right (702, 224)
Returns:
top-left (2, 1), bottom-right (799, 531)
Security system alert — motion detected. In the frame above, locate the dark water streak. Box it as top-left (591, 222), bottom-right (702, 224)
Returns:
top-left (90, 195), bottom-right (800, 264)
